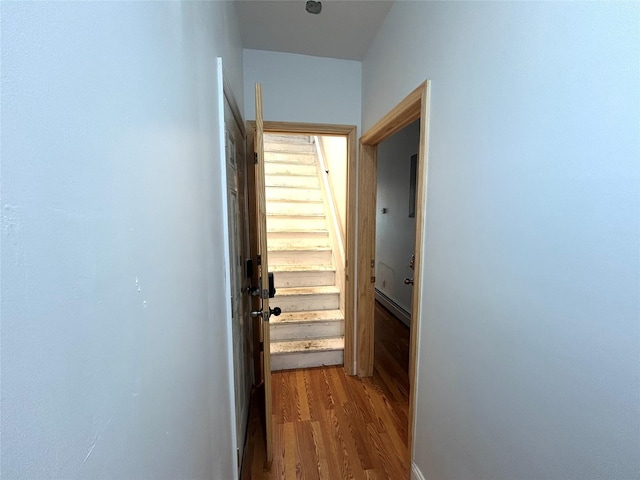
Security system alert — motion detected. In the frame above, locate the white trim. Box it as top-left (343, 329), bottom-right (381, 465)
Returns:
top-left (374, 288), bottom-right (411, 327)
top-left (411, 462), bottom-right (426, 480)
top-left (217, 58), bottom-right (240, 480)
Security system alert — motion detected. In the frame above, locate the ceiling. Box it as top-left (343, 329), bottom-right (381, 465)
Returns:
top-left (235, 1), bottom-right (394, 61)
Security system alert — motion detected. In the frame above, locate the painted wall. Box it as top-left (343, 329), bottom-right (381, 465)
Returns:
top-left (318, 135), bottom-right (347, 240)
top-left (243, 49), bottom-right (361, 132)
top-left (363, 2), bottom-right (640, 479)
top-left (375, 120), bottom-right (420, 315)
top-left (1, 2), bottom-right (244, 479)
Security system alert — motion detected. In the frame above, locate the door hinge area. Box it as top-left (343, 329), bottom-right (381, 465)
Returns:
top-left (254, 152), bottom-right (258, 164)
top-left (370, 276), bottom-right (376, 283)
top-left (257, 254), bottom-right (261, 266)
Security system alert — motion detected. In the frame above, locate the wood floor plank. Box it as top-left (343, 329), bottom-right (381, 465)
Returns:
top-left (325, 366), bottom-right (349, 406)
top-left (296, 370), bottom-right (311, 421)
top-left (272, 421), bottom-right (285, 480)
top-left (294, 421), bottom-right (320, 480)
top-left (366, 422), bottom-right (409, 480)
top-left (310, 421), bottom-right (331, 480)
top-left (314, 409), bottom-right (344, 479)
top-left (303, 369), bottom-right (322, 422)
top-left (341, 401), bottom-right (377, 471)
top-left (283, 422), bottom-right (296, 479)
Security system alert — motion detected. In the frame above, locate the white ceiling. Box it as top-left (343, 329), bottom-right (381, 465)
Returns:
top-left (235, 1), bottom-right (394, 61)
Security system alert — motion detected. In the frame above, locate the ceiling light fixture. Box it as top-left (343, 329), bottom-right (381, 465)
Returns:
top-left (305, 1), bottom-right (322, 15)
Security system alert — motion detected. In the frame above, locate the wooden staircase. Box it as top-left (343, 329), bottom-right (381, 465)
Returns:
top-left (265, 134), bottom-right (344, 371)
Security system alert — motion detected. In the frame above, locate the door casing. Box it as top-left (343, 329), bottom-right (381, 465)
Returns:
top-left (356, 80), bottom-right (431, 460)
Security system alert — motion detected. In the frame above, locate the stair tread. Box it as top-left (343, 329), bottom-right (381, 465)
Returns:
top-left (265, 184), bottom-right (321, 190)
top-left (272, 309), bottom-right (344, 324)
top-left (267, 199), bottom-right (324, 204)
top-left (267, 212), bottom-right (325, 218)
top-left (271, 337), bottom-right (344, 355)
top-left (270, 264), bottom-right (335, 272)
top-left (268, 228), bottom-right (328, 233)
top-left (276, 285), bottom-right (339, 296)
top-left (268, 248), bottom-right (331, 254)
top-left (265, 174), bottom-right (318, 180)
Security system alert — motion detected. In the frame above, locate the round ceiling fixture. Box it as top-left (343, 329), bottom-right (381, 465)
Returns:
top-left (305, 1), bottom-right (322, 15)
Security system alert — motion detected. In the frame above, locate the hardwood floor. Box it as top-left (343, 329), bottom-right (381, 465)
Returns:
top-left (241, 302), bottom-right (410, 480)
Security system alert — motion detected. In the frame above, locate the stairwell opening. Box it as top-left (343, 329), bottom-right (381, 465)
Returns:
top-left (263, 133), bottom-right (348, 371)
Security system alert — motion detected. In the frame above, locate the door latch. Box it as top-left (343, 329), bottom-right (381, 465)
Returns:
top-left (250, 306), bottom-right (282, 320)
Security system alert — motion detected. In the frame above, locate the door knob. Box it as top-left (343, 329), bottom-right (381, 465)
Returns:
top-left (404, 278), bottom-right (414, 285)
top-left (251, 306), bottom-right (282, 320)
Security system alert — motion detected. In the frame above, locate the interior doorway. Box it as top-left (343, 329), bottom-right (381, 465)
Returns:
top-left (246, 121), bottom-right (358, 383)
top-left (356, 80), bottom-right (431, 461)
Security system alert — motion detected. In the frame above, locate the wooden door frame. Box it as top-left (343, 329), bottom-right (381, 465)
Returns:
top-left (246, 121), bottom-right (358, 376)
top-left (356, 80), bottom-right (431, 459)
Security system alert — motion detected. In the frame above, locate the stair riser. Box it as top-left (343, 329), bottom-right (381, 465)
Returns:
top-left (265, 163), bottom-right (317, 176)
top-left (274, 270), bottom-right (335, 288)
top-left (271, 350), bottom-right (343, 371)
top-left (268, 250), bottom-right (332, 267)
top-left (264, 134), bottom-right (311, 144)
top-left (267, 216), bottom-right (326, 230)
top-left (266, 175), bottom-right (319, 188)
top-left (266, 187), bottom-right (322, 202)
top-left (275, 293), bottom-right (339, 312)
top-left (264, 152), bottom-right (316, 164)
top-left (268, 230), bottom-right (329, 240)
top-left (264, 142), bottom-right (315, 154)
top-left (270, 321), bottom-right (344, 341)
top-left (268, 236), bottom-right (331, 249)
top-left (266, 202), bottom-right (325, 215)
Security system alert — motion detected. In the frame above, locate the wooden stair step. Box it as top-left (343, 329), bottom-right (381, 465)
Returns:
top-left (265, 176), bottom-right (319, 188)
top-left (270, 265), bottom-right (335, 288)
top-left (264, 152), bottom-right (316, 164)
top-left (267, 203), bottom-right (325, 215)
top-left (266, 215), bottom-right (326, 230)
top-left (265, 163), bottom-right (317, 176)
top-left (270, 337), bottom-right (344, 371)
top-left (267, 228), bottom-right (329, 234)
top-left (270, 264), bottom-right (335, 272)
top-left (268, 245), bottom-right (331, 252)
top-left (270, 311), bottom-right (344, 341)
top-left (268, 249), bottom-right (333, 268)
top-left (264, 142), bottom-right (315, 154)
top-left (271, 337), bottom-right (343, 354)
top-left (272, 309), bottom-right (344, 324)
top-left (274, 286), bottom-right (339, 312)
top-left (264, 134), bottom-right (312, 144)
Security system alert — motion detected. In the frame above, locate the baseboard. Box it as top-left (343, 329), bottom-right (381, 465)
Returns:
top-left (375, 289), bottom-right (411, 327)
top-left (411, 462), bottom-right (426, 480)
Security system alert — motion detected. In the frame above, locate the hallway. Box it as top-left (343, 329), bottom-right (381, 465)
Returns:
top-left (241, 302), bottom-right (410, 479)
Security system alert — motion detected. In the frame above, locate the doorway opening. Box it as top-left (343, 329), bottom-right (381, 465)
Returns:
top-left (246, 121), bottom-right (357, 382)
top-left (356, 80), bottom-right (431, 463)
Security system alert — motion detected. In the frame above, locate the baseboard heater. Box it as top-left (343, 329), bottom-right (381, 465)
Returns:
top-left (374, 289), bottom-right (411, 328)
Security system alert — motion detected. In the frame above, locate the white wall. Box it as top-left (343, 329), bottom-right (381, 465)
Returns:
top-left (1, 2), bottom-right (244, 479)
top-left (363, 2), bottom-right (640, 479)
top-left (243, 49), bottom-right (361, 131)
top-left (319, 136), bottom-right (347, 239)
top-left (375, 120), bottom-right (420, 314)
